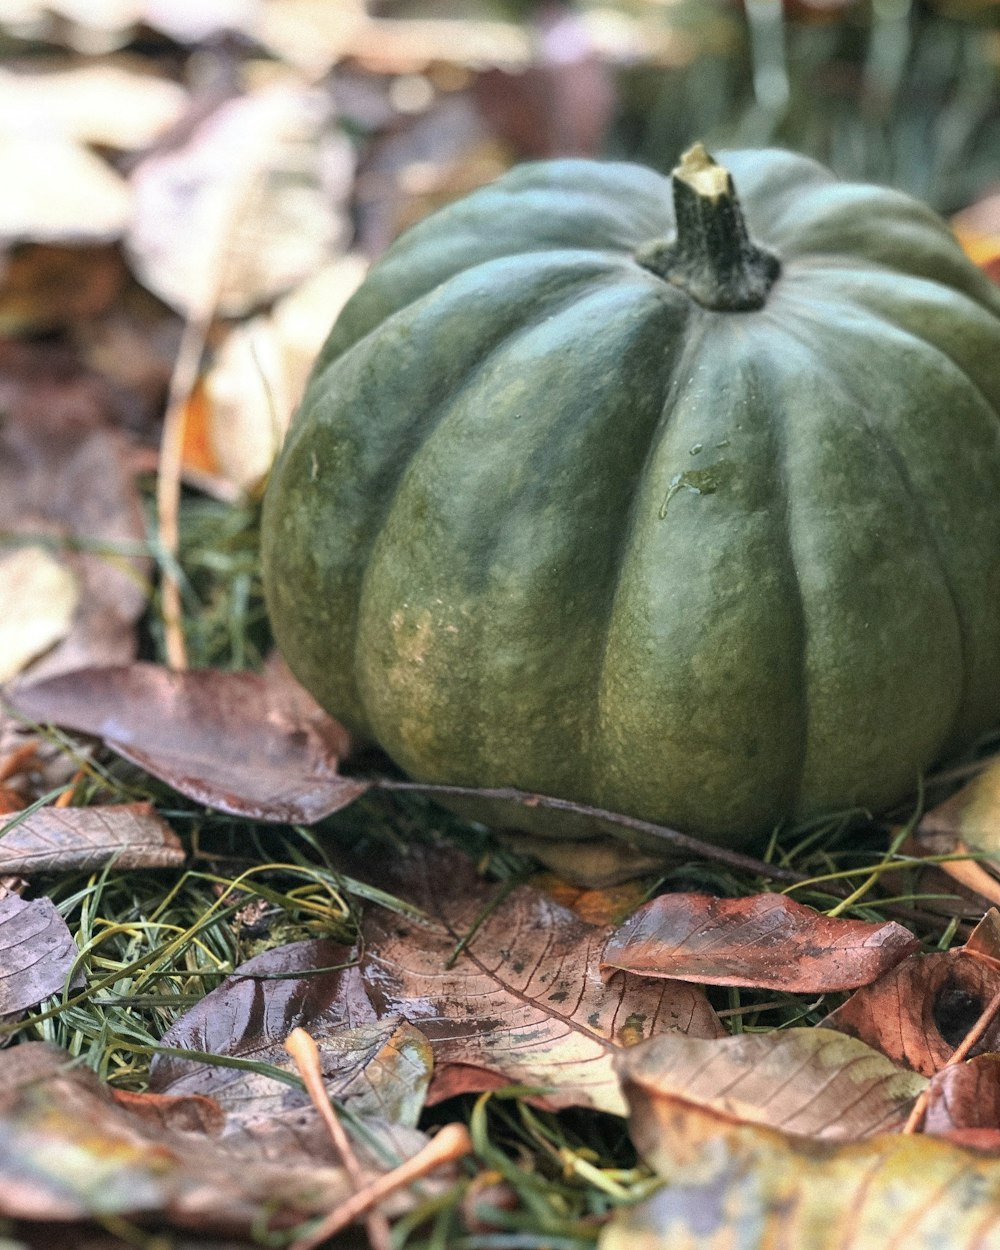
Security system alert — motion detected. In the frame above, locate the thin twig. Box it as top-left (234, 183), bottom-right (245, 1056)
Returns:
top-left (284, 1027), bottom-right (393, 1250)
top-left (376, 777), bottom-right (808, 883)
top-left (287, 1122), bottom-right (473, 1250)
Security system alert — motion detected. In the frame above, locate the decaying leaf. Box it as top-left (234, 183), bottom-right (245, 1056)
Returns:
top-left (0, 896), bottom-right (80, 1018)
top-left (0, 802), bottom-right (184, 876)
top-left (7, 662), bottom-right (367, 824)
top-left (602, 891), bottom-right (919, 992)
top-left (358, 846), bottom-right (723, 1116)
top-left (149, 939), bottom-right (428, 1128)
top-left (924, 1053), bottom-right (1000, 1141)
top-left (919, 751), bottom-right (1000, 859)
top-left (601, 1095), bottom-right (1000, 1250)
top-left (825, 912), bottom-right (1000, 1075)
top-left (613, 1027), bottom-right (926, 1141)
top-left (0, 1041), bottom-right (440, 1235)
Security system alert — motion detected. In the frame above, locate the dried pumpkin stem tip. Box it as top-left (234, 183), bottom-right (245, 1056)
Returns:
top-left (637, 142), bottom-right (781, 312)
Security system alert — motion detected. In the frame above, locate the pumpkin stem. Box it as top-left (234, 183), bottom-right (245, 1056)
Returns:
top-left (637, 143), bottom-right (780, 312)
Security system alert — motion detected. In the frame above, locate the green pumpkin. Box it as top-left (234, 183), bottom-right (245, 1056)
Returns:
top-left (261, 144), bottom-right (1000, 851)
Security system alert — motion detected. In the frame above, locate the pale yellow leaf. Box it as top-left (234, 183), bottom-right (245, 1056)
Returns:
top-left (0, 547), bottom-right (79, 682)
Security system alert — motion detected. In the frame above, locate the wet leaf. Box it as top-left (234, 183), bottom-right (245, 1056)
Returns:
top-left (613, 1027), bottom-right (925, 1141)
top-left (602, 892), bottom-right (919, 992)
top-left (0, 547), bottom-right (80, 683)
top-left (357, 846), bottom-right (724, 1116)
top-left (7, 662), bottom-right (367, 824)
top-left (0, 897), bottom-right (80, 1017)
top-left (824, 919), bottom-right (1000, 1076)
top-left (0, 1041), bottom-right (435, 1233)
top-left (0, 802), bottom-right (184, 875)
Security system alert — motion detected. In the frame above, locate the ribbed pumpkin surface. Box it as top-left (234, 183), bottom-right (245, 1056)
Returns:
top-left (262, 148), bottom-right (1000, 846)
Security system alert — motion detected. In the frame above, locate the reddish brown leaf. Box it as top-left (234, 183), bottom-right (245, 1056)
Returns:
top-left (924, 1054), bottom-right (1000, 1138)
top-left (0, 803), bottom-right (184, 875)
top-left (0, 896), bottom-right (80, 1017)
top-left (357, 846), bottom-right (724, 1116)
top-left (825, 945), bottom-right (1000, 1076)
top-left (602, 892), bottom-right (920, 992)
top-left (8, 662), bottom-right (368, 824)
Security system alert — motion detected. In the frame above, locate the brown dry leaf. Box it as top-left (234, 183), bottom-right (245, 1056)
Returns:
top-left (0, 243), bottom-right (126, 333)
top-left (0, 62), bottom-right (187, 152)
top-left (0, 1040), bottom-right (435, 1235)
top-left (602, 892), bottom-right (920, 992)
top-left (825, 913), bottom-right (1000, 1075)
top-left (613, 1027), bottom-right (926, 1141)
top-left (357, 845), bottom-right (724, 1116)
top-left (602, 1074), bottom-right (1000, 1250)
top-left (0, 896), bottom-right (80, 1018)
top-left (126, 85), bottom-right (354, 317)
top-left (7, 661), bottom-right (367, 824)
top-left (0, 802), bottom-right (184, 875)
top-left (924, 1053), bottom-right (1000, 1140)
top-left (0, 547), bottom-right (80, 683)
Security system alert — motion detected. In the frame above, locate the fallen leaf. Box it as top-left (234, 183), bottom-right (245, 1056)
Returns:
top-left (200, 254), bottom-right (368, 496)
top-left (613, 1027), bottom-right (925, 1141)
top-left (0, 243), bottom-right (126, 333)
top-left (0, 349), bottom-right (150, 683)
top-left (0, 1041), bottom-right (437, 1234)
top-left (7, 662), bottom-right (367, 824)
top-left (126, 85), bottom-right (354, 317)
top-left (0, 133), bottom-right (131, 244)
top-left (824, 933), bottom-right (1000, 1076)
top-left (0, 896), bottom-right (80, 1018)
top-left (149, 938), bottom-right (428, 1126)
top-left (0, 802), bottom-right (184, 875)
top-left (0, 62), bottom-right (187, 152)
top-left (357, 846), bottom-right (724, 1116)
top-left (953, 190), bottom-right (1000, 285)
top-left (919, 752), bottom-right (1000, 858)
top-left (0, 547), bottom-right (80, 683)
top-left (601, 1095), bottom-right (1000, 1250)
top-left (534, 872), bottom-right (658, 929)
top-left (602, 892), bottom-right (920, 992)
top-left (924, 1054), bottom-right (1000, 1139)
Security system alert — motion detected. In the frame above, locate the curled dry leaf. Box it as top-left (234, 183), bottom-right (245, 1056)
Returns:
top-left (825, 912), bottom-right (1000, 1075)
top-left (924, 1054), bottom-right (1000, 1141)
top-left (0, 896), bottom-right (81, 1018)
top-left (602, 1093), bottom-right (1000, 1250)
top-left (0, 1041), bottom-right (434, 1235)
top-left (613, 1027), bottom-right (925, 1142)
top-left (602, 891), bottom-right (920, 992)
top-left (0, 802), bottom-right (184, 876)
top-left (7, 662), bottom-right (367, 824)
